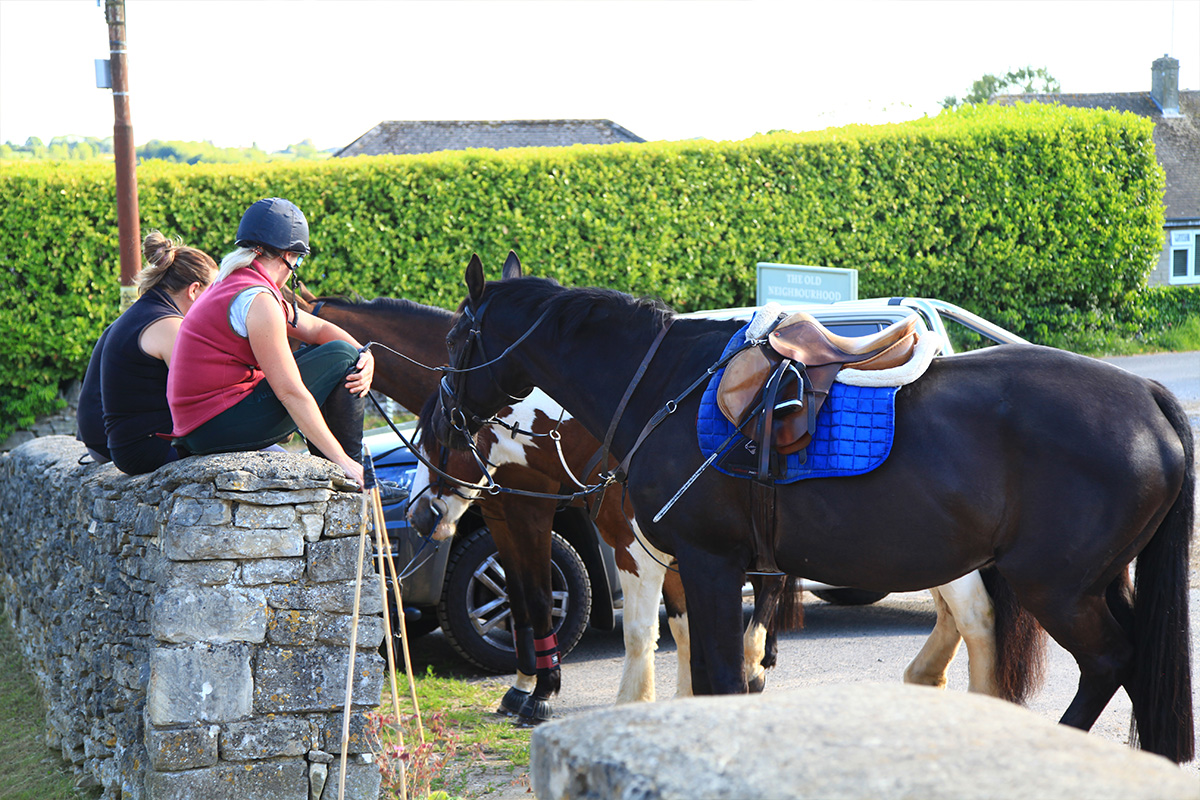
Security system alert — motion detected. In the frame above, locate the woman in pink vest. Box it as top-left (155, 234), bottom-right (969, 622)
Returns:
top-left (168, 198), bottom-right (374, 487)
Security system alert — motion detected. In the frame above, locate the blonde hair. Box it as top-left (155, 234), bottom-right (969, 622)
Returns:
top-left (217, 246), bottom-right (263, 282)
top-left (137, 231), bottom-right (217, 296)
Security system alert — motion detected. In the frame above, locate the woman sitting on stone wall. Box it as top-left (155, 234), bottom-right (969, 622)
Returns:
top-left (76, 232), bottom-right (217, 474)
top-left (165, 197), bottom-right (396, 498)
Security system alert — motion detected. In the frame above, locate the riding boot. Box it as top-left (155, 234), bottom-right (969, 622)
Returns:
top-left (309, 385), bottom-right (365, 465)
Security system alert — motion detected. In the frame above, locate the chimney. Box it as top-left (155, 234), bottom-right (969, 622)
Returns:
top-left (1151, 54), bottom-right (1181, 116)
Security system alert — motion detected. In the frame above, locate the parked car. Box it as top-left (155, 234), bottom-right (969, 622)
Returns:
top-left (369, 297), bottom-right (1027, 672)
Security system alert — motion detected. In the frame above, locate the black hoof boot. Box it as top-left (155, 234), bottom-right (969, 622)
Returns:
top-left (498, 687), bottom-right (531, 717)
top-left (517, 695), bottom-right (553, 725)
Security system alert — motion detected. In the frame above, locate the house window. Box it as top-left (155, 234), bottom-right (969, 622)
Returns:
top-left (1169, 229), bottom-right (1200, 284)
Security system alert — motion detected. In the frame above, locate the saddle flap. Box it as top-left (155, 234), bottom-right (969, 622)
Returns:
top-left (716, 346), bottom-right (780, 426)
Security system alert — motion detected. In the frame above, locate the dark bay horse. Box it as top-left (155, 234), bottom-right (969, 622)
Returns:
top-left (430, 256), bottom-right (1195, 762)
top-left (290, 289), bottom-right (799, 720)
top-left (411, 383), bottom-right (1047, 703)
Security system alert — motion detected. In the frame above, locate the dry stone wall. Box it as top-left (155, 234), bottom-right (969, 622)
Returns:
top-left (0, 436), bottom-right (386, 800)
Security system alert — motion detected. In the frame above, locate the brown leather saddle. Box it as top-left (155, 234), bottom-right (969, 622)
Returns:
top-left (717, 312), bottom-right (920, 461)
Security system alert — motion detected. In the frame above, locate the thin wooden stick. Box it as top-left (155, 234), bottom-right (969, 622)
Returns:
top-left (370, 483), bottom-right (409, 798)
top-left (337, 493), bottom-right (370, 800)
top-left (372, 488), bottom-right (426, 744)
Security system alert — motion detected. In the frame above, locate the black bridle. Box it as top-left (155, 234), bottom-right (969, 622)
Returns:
top-left (437, 293), bottom-right (555, 444)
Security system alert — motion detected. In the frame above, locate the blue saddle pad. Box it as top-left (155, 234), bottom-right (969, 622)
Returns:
top-left (696, 324), bottom-right (897, 483)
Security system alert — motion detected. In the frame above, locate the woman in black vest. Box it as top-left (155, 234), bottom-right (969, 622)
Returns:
top-left (76, 232), bottom-right (217, 474)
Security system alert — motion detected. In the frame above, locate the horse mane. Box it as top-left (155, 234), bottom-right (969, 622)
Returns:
top-left (314, 294), bottom-right (454, 322)
top-left (485, 276), bottom-right (674, 339)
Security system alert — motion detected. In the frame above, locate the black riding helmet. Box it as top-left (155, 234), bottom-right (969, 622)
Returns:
top-left (235, 197), bottom-right (310, 255)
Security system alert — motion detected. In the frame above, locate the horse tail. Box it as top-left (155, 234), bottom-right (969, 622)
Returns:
top-left (774, 575), bottom-right (805, 634)
top-left (1128, 382), bottom-right (1194, 763)
top-left (981, 565), bottom-right (1047, 704)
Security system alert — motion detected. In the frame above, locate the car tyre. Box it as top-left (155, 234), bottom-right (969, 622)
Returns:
top-left (437, 526), bottom-right (591, 674)
top-left (811, 588), bottom-right (889, 606)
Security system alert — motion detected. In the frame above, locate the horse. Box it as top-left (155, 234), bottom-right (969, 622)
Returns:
top-left (288, 287), bottom-right (801, 721)
top-left (409, 387), bottom-right (804, 702)
top-left (430, 254), bottom-right (1195, 763)
top-left (409, 306), bottom-right (1045, 704)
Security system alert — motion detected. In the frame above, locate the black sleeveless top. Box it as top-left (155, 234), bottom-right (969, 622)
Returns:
top-left (101, 287), bottom-right (182, 449)
top-left (76, 325), bottom-right (112, 459)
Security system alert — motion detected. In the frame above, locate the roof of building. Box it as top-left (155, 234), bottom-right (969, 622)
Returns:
top-left (993, 91), bottom-right (1200, 222)
top-left (335, 119), bottom-right (646, 158)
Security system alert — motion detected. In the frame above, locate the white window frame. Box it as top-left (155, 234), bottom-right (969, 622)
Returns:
top-left (1168, 228), bottom-right (1200, 285)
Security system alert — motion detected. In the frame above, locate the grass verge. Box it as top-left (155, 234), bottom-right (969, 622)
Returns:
top-left (0, 613), bottom-right (98, 800)
top-left (372, 666), bottom-right (533, 799)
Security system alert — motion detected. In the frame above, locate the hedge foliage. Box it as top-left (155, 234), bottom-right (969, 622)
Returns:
top-left (0, 103), bottom-right (1174, 439)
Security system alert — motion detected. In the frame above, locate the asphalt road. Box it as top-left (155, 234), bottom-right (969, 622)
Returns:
top-left (406, 350), bottom-right (1200, 784)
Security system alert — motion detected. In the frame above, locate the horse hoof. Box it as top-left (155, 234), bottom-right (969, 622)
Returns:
top-left (497, 687), bottom-right (531, 717)
top-left (518, 696), bottom-right (553, 725)
top-left (747, 673), bottom-right (767, 693)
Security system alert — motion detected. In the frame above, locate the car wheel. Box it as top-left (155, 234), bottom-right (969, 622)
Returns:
top-left (437, 526), bottom-right (592, 674)
top-left (811, 588), bottom-right (889, 606)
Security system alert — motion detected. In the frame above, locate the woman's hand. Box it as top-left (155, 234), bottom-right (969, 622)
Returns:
top-left (345, 348), bottom-right (374, 397)
top-left (336, 454), bottom-right (365, 487)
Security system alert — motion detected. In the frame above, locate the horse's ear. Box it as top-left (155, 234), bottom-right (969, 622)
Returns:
top-left (465, 253), bottom-right (485, 303)
top-left (501, 250), bottom-right (522, 281)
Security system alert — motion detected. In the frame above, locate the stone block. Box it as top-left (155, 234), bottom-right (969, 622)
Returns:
top-left (168, 497), bottom-right (231, 527)
top-left (266, 582), bottom-right (384, 615)
top-left (241, 557), bottom-right (306, 585)
top-left (307, 537), bottom-right (376, 583)
top-left (268, 608), bottom-right (321, 646)
top-left (531, 683), bottom-right (1200, 800)
top-left (234, 502), bottom-right (297, 529)
top-left (254, 646), bottom-right (384, 714)
top-left (146, 725), bottom-right (219, 771)
top-left (324, 494), bottom-right (367, 538)
top-left (147, 643), bottom-right (253, 725)
top-left (318, 613), bottom-right (385, 650)
top-left (144, 758), bottom-right (308, 800)
top-left (161, 560), bottom-right (238, 587)
top-left (300, 513), bottom-right (325, 542)
top-left (218, 487), bottom-right (332, 505)
top-left (321, 760), bottom-right (382, 800)
top-left (314, 711), bottom-right (376, 755)
top-left (151, 586), bottom-right (268, 644)
top-left (215, 469), bottom-right (332, 493)
top-left (161, 524), bottom-right (305, 560)
top-left (221, 716), bottom-right (314, 761)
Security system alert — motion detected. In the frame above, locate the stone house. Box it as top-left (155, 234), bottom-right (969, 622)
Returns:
top-left (994, 56), bottom-right (1200, 288)
top-left (335, 118), bottom-right (645, 157)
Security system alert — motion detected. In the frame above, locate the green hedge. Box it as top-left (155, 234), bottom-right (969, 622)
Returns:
top-left (0, 104), bottom-right (1170, 439)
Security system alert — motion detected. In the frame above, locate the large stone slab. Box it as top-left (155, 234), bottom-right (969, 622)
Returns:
top-left (531, 683), bottom-right (1197, 800)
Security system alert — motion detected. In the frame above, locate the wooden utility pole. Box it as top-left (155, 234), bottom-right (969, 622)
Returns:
top-left (103, 0), bottom-right (141, 311)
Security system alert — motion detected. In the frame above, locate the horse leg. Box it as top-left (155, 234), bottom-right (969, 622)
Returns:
top-left (492, 494), bottom-right (560, 724)
top-left (614, 532), bottom-right (669, 704)
top-left (1018, 585), bottom-right (1132, 733)
top-left (745, 575), bottom-right (783, 693)
top-left (674, 543), bottom-right (750, 695)
top-left (903, 585), bottom-right (961, 689)
top-left (938, 572), bottom-right (999, 696)
top-left (662, 565), bottom-right (692, 697)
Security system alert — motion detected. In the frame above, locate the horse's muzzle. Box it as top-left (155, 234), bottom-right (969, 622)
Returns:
top-left (407, 496), bottom-right (454, 541)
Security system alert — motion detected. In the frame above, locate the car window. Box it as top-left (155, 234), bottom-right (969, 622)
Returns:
top-left (820, 321), bottom-right (886, 337)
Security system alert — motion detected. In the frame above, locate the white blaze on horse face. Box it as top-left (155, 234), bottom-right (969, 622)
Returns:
top-left (486, 389), bottom-right (573, 469)
top-left (409, 451), bottom-right (487, 541)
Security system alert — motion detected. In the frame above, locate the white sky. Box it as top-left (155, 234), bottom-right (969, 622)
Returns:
top-left (1, 0), bottom-right (1198, 152)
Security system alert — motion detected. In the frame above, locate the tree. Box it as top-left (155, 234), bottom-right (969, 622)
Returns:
top-left (941, 67), bottom-right (1060, 110)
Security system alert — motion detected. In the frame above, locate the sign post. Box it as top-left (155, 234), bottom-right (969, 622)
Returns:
top-left (756, 263), bottom-right (858, 306)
